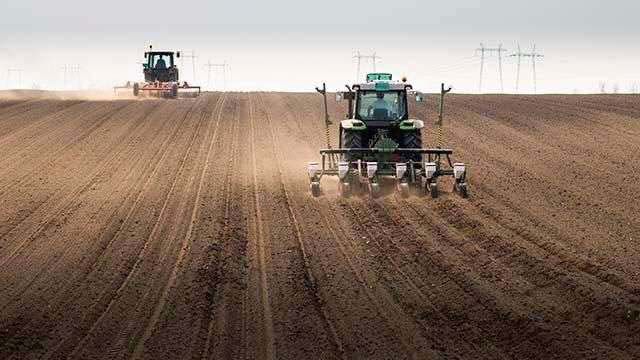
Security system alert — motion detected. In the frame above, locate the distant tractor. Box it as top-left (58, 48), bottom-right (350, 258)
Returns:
top-left (308, 73), bottom-right (468, 198)
top-left (114, 45), bottom-right (200, 98)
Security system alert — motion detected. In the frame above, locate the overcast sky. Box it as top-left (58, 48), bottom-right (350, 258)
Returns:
top-left (2, 0), bottom-right (639, 92)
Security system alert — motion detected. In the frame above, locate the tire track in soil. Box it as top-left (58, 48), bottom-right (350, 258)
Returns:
top-left (0, 99), bottom-right (201, 360)
top-left (0, 101), bottom-right (117, 171)
top-left (59, 96), bottom-right (222, 360)
top-left (2, 93), bottom-right (640, 360)
top-left (0, 100), bottom-right (83, 140)
top-left (0, 102), bottom-right (130, 241)
top-left (61, 97), bottom-right (209, 358)
top-left (130, 94), bottom-right (229, 359)
top-left (438, 107), bottom-right (640, 289)
top-left (246, 95), bottom-right (276, 360)
top-left (0, 101), bottom-right (136, 266)
top-left (0, 100), bottom-right (161, 302)
top-left (130, 94), bottom-right (240, 360)
top-left (0, 100), bottom-right (133, 198)
top-left (391, 196), bottom-right (636, 359)
top-left (257, 93), bottom-right (345, 360)
top-left (338, 196), bottom-right (508, 360)
top-left (197, 94), bottom-right (243, 360)
top-left (437, 188), bottom-right (640, 353)
top-left (267, 92), bottom-right (437, 358)
top-left (263, 93), bottom-right (436, 358)
top-left (469, 181), bottom-right (640, 298)
top-left (434, 100), bottom-right (640, 275)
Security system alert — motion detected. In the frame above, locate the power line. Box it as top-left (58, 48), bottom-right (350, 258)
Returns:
top-left (181, 50), bottom-right (198, 83)
top-left (475, 43), bottom-right (507, 93)
top-left (353, 51), bottom-right (381, 82)
top-left (203, 60), bottom-right (228, 90)
top-left (60, 65), bottom-right (81, 90)
top-left (509, 44), bottom-right (544, 94)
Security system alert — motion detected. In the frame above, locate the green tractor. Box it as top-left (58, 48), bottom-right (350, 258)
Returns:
top-left (114, 45), bottom-right (200, 98)
top-left (308, 73), bottom-right (468, 198)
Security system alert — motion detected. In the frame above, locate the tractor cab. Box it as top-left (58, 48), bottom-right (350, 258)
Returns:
top-left (339, 73), bottom-right (415, 124)
top-left (142, 48), bottom-right (180, 83)
top-left (355, 87), bottom-right (408, 122)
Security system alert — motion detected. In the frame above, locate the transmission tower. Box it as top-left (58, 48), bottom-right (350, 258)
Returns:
top-left (353, 51), bottom-right (381, 82)
top-left (599, 81), bottom-right (607, 94)
top-left (476, 43), bottom-right (507, 93)
top-left (60, 65), bottom-right (81, 90)
top-left (181, 50), bottom-right (198, 83)
top-left (7, 68), bottom-right (23, 89)
top-left (509, 44), bottom-right (544, 93)
top-left (203, 60), bottom-right (228, 90)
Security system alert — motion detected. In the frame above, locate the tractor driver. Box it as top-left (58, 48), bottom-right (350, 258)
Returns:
top-left (371, 92), bottom-right (392, 118)
top-left (155, 56), bottom-right (167, 70)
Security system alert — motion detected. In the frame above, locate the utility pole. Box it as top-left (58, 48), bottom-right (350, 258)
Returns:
top-left (61, 65), bottom-right (68, 89)
top-left (353, 51), bottom-right (381, 81)
top-left (372, 52), bottom-right (379, 72)
top-left (509, 44), bottom-right (544, 94)
top-left (354, 50), bottom-right (361, 83)
top-left (203, 60), bottom-right (228, 90)
top-left (531, 44), bottom-right (543, 94)
top-left (182, 50), bottom-right (197, 83)
top-left (513, 43), bottom-right (522, 92)
top-left (476, 43), bottom-right (507, 93)
top-left (71, 65), bottom-right (81, 89)
top-left (599, 81), bottom-right (607, 94)
top-left (7, 68), bottom-right (23, 89)
top-left (60, 65), bottom-right (81, 90)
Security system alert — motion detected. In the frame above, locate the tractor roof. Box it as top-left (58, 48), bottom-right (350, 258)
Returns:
top-left (354, 81), bottom-right (413, 91)
top-left (353, 73), bottom-right (413, 91)
top-left (146, 51), bottom-right (175, 56)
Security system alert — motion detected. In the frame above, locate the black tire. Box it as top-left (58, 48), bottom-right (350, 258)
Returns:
top-left (170, 84), bottom-right (178, 98)
top-left (430, 182), bottom-right (438, 199)
top-left (401, 130), bottom-right (423, 162)
top-left (341, 129), bottom-right (363, 161)
top-left (458, 183), bottom-right (469, 198)
top-left (310, 182), bottom-right (321, 197)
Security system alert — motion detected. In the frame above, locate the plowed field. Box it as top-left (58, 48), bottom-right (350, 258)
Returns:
top-left (1, 92), bottom-right (639, 359)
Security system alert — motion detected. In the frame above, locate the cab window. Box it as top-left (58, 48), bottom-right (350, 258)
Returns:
top-left (357, 91), bottom-right (406, 121)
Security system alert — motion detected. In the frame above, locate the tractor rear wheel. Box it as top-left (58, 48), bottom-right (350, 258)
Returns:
top-left (429, 182), bottom-right (439, 199)
top-left (341, 129), bottom-right (363, 161)
top-left (458, 182), bottom-right (469, 198)
top-left (401, 130), bottom-right (423, 162)
top-left (170, 84), bottom-right (178, 98)
top-left (310, 182), bottom-right (321, 197)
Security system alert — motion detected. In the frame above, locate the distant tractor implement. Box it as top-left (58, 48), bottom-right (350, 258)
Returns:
top-left (308, 73), bottom-right (468, 198)
top-left (114, 45), bottom-right (201, 98)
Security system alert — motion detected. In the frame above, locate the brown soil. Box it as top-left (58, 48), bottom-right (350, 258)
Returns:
top-left (0, 92), bottom-right (639, 360)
